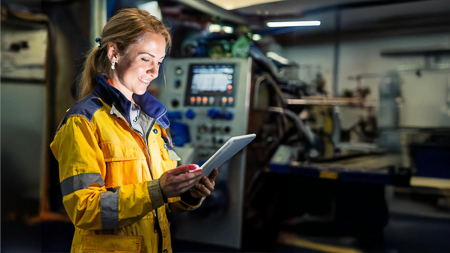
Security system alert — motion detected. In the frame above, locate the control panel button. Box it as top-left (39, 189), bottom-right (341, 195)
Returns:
top-left (171, 99), bottom-right (180, 108)
top-left (197, 123), bottom-right (207, 133)
top-left (175, 80), bottom-right (181, 88)
top-left (175, 67), bottom-right (183, 75)
top-left (186, 109), bottom-right (196, 119)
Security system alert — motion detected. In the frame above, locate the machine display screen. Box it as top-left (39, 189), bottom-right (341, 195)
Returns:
top-left (184, 64), bottom-right (236, 107)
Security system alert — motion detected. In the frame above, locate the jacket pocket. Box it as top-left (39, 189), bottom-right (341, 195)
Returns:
top-left (100, 142), bottom-right (150, 185)
top-left (100, 142), bottom-right (144, 162)
top-left (81, 235), bottom-right (142, 253)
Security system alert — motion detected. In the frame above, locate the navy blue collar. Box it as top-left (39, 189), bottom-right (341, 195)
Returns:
top-left (94, 75), bottom-right (169, 129)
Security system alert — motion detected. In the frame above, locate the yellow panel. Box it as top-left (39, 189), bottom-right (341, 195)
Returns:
top-left (278, 232), bottom-right (362, 253)
top-left (320, 171), bottom-right (338, 180)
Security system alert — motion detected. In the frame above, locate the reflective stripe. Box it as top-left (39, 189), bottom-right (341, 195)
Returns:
top-left (60, 173), bottom-right (104, 196)
top-left (100, 187), bottom-right (119, 229)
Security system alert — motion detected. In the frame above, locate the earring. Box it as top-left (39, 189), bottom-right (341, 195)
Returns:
top-left (111, 61), bottom-right (116, 70)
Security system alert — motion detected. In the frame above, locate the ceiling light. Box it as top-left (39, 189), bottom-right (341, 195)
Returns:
top-left (267, 21), bottom-right (321, 27)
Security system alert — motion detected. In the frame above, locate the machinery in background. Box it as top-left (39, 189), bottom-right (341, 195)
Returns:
top-left (163, 57), bottom-right (252, 249)
top-left (161, 31), bottom-right (450, 249)
top-left (160, 42), bottom-right (388, 249)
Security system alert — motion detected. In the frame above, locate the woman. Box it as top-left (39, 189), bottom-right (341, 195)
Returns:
top-left (50, 8), bottom-right (218, 253)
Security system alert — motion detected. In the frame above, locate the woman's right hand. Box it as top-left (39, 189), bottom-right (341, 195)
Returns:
top-left (159, 164), bottom-right (203, 198)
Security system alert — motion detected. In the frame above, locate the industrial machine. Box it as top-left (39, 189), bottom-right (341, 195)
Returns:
top-left (162, 57), bottom-right (252, 249)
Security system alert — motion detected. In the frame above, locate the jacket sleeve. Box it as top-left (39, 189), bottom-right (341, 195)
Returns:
top-left (50, 116), bottom-right (165, 230)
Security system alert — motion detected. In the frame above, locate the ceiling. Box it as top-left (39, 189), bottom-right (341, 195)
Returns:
top-left (4, 0), bottom-right (450, 43)
top-left (174, 0), bottom-right (450, 42)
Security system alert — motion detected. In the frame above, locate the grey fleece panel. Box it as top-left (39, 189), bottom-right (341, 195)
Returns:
top-left (60, 173), bottom-right (104, 196)
top-left (147, 179), bottom-right (165, 210)
top-left (100, 188), bottom-right (119, 229)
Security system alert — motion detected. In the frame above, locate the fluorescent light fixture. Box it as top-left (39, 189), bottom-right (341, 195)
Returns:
top-left (209, 24), bottom-right (222, 33)
top-left (222, 26), bottom-right (234, 34)
top-left (252, 34), bottom-right (262, 41)
top-left (267, 21), bottom-right (321, 27)
top-left (266, 52), bottom-right (290, 65)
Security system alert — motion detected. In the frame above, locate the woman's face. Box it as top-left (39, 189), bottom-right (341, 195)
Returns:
top-left (114, 32), bottom-right (166, 100)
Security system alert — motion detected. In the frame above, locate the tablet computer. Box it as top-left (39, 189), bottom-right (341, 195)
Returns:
top-left (198, 134), bottom-right (256, 176)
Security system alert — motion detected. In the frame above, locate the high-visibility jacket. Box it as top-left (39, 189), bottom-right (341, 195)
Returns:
top-left (50, 75), bottom-right (201, 253)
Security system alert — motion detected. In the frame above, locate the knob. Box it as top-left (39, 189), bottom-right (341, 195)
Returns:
top-left (197, 124), bottom-right (207, 133)
top-left (224, 126), bottom-right (231, 133)
top-left (207, 108), bottom-right (219, 119)
top-left (225, 112), bottom-right (234, 120)
top-left (186, 109), bottom-right (196, 119)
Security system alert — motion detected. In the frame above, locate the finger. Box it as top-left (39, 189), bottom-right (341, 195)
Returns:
top-left (169, 165), bottom-right (192, 175)
top-left (194, 184), bottom-right (210, 196)
top-left (208, 168), bottom-right (219, 182)
top-left (178, 170), bottom-right (203, 182)
top-left (201, 176), bottom-right (215, 191)
top-left (180, 175), bottom-right (203, 192)
top-left (189, 188), bottom-right (206, 198)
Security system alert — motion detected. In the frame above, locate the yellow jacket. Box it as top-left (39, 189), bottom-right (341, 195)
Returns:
top-left (50, 75), bottom-right (201, 253)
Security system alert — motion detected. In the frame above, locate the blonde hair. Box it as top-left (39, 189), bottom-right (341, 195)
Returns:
top-left (78, 8), bottom-right (171, 100)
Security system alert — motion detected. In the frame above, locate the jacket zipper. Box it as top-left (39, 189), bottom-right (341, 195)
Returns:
top-left (110, 106), bottom-right (155, 179)
top-left (110, 105), bottom-right (167, 251)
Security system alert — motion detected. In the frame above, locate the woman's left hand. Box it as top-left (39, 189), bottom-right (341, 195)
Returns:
top-left (189, 168), bottom-right (218, 198)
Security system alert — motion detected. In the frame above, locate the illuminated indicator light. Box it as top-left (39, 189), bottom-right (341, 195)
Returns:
top-left (209, 24), bottom-right (221, 33)
top-left (203, 97), bottom-right (208, 104)
top-left (227, 84), bottom-right (233, 90)
top-left (222, 26), bottom-right (234, 34)
top-left (209, 97), bottom-right (215, 104)
top-left (196, 96), bottom-right (202, 103)
top-left (222, 97), bottom-right (227, 104)
top-left (253, 34), bottom-right (262, 41)
top-left (190, 97), bottom-right (196, 104)
top-left (228, 97), bottom-right (234, 104)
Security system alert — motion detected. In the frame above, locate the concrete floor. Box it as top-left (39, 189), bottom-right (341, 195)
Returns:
top-left (2, 190), bottom-right (450, 253)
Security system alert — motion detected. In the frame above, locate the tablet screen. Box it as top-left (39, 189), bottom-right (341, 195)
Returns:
top-left (200, 134), bottom-right (256, 176)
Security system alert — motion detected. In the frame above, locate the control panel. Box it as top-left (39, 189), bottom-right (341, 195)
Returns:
top-left (162, 57), bottom-right (252, 249)
top-left (163, 58), bottom-right (251, 164)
